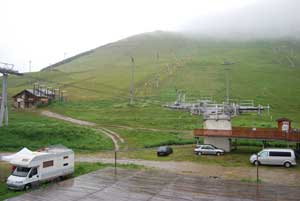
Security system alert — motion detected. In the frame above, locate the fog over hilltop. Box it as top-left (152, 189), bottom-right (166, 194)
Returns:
top-left (182, 0), bottom-right (300, 39)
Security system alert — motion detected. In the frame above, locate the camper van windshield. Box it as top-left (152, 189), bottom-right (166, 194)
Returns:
top-left (12, 167), bottom-right (31, 177)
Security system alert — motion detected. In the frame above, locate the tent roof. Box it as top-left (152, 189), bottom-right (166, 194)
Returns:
top-left (1, 147), bottom-right (49, 167)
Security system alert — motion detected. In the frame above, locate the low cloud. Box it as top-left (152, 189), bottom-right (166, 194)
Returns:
top-left (181, 0), bottom-right (300, 39)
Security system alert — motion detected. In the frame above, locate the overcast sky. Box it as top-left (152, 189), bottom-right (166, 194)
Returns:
top-left (0, 0), bottom-right (299, 72)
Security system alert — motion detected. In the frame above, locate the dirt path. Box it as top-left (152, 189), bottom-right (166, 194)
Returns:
top-left (104, 124), bottom-right (192, 134)
top-left (41, 111), bottom-right (96, 126)
top-left (75, 155), bottom-right (300, 186)
top-left (41, 110), bottom-right (124, 151)
top-left (40, 110), bottom-right (189, 150)
top-left (96, 128), bottom-right (120, 151)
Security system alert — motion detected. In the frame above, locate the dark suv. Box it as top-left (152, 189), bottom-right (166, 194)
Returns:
top-left (157, 146), bottom-right (173, 156)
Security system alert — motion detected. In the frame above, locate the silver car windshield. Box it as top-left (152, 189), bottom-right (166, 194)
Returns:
top-left (12, 167), bottom-right (31, 177)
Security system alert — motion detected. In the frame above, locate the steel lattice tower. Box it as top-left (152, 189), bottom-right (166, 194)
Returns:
top-left (0, 62), bottom-right (23, 127)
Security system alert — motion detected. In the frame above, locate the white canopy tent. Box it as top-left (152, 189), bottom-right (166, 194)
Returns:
top-left (1, 147), bottom-right (33, 162)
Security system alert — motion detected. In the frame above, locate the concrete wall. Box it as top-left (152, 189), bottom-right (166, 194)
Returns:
top-left (203, 115), bottom-right (232, 152)
top-left (204, 137), bottom-right (231, 152)
top-left (204, 119), bottom-right (232, 130)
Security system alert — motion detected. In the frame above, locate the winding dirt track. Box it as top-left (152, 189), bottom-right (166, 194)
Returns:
top-left (40, 110), bottom-right (124, 151)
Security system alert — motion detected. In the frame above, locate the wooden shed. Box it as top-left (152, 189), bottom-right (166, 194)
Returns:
top-left (12, 89), bottom-right (55, 109)
top-left (276, 118), bottom-right (292, 132)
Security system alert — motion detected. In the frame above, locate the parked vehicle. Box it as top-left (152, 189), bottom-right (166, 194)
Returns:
top-left (3, 146), bottom-right (74, 190)
top-left (250, 148), bottom-right (296, 168)
top-left (157, 146), bottom-right (173, 156)
top-left (194, 144), bottom-right (225, 156)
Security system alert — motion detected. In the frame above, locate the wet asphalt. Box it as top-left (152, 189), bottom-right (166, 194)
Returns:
top-left (6, 168), bottom-right (300, 201)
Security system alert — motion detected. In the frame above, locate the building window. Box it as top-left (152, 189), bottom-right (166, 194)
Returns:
top-left (43, 160), bottom-right (54, 168)
top-left (63, 163), bottom-right (68, 166)
top-left (63, 156), bottom-right (68, 159)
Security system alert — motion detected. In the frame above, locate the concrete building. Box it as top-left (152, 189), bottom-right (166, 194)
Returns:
top-left (202, 114), bottom-right (232, 152)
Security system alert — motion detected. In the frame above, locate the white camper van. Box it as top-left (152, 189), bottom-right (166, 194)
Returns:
top-left (2, 146), bottom-right (74, 190)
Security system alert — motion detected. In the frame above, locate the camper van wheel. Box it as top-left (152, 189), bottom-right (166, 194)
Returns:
top-left (55, 176), bottom-right (63, 182)
top-left (284, 162), bottom-right (291, 168)
top-left (197, 152), bottom-right (202, 156)
top-left (24, 184), bottom-right (31, 191)
top-left (216, 152), bottom-right (221, 156)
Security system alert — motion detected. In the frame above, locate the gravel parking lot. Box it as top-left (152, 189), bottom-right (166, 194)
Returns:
top-left (6, 168), bottom-right (300, 201)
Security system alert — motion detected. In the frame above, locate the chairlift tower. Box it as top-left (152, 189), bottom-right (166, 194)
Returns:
top-left (0, 62), bottom-right (23, 127)
top-left (130, 56), bottom-right (135, 105)
top-left (222, 61), bottom-right (234, 104)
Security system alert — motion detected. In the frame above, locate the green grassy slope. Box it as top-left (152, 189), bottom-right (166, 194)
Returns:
top-left (0, 110), bottom-right (114, 152)
top-left (4, 31), bottom-right (300, 128)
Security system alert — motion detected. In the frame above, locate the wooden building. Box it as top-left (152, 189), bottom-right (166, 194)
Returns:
top-left (276, 118), bottom-right (292, 132)
top-left (194, 116), bottom-right (300, 152)
top-left (12, 89), bottom-right (55, 109)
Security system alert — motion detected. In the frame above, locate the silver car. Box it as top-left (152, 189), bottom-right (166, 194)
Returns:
top-left (194, 144), bottom-right (225, 156)
top-left (250, 148), bottom-right (297, 168)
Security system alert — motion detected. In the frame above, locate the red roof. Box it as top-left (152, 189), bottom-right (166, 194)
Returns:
top-left (276, 118), bottom-right (292, 122)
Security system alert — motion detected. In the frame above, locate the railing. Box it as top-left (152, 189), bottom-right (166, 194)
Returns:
top-left (194, 127), bottom-right (300, 142)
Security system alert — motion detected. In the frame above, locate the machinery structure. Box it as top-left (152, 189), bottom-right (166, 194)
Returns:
top-left (0, 62), bottom-right (23, 127)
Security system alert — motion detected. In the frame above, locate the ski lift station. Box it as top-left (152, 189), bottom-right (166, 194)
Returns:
top-left (194, 116), bottom-right (300, 152)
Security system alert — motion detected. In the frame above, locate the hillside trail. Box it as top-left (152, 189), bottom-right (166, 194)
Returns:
top-left (40, 110), bottom-right (192, 151)
top-left (40, 110), bottom-right (124, 151)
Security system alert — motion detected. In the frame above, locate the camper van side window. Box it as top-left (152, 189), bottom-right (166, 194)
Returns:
top-left (269, 151), bottom-right (291, 157)
top-left (63, 163), bottom-right (68, 166)
top-left (43, 160), bottom-right (54, 168)
top-left (63, 156), bottom-right (68, 159)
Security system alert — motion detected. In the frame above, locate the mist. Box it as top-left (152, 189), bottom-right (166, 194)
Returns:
top-left (1, 0), bottom-right (299, 72)
top-left (181, 0), bottom-right (300, 40)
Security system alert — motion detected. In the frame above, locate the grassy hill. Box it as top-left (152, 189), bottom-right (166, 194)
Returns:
top-left (4, 31), bottom-right (300, 129)
top-left (0, 110), bottom-right (114, 152)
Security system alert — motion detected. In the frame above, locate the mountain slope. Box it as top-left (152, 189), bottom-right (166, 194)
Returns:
top-left (5, 31), bottom-right (300, 125)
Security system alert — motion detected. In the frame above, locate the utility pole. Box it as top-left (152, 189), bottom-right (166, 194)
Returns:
top-left (222, 61), bottom-right (234, 104)
top-left (130, 56), bottom-right (135, 105)
top-left (225, 67), bottom-right (230, 104)
top-left (29, 60), bottom-right (32, 73)
top-left (155, 75), bottom-right (160, 88)
top-left (0, 62), bottom-right (23, 127)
